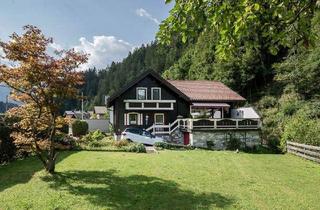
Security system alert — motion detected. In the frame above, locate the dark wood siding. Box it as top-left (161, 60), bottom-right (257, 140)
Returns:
top-left (112, 75), bottom-right (190, 132)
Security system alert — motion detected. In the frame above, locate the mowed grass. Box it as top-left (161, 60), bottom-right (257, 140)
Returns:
top-left (1, 150), bottom-right (320, 210)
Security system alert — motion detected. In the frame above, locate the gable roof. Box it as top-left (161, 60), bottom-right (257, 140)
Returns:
top-left (168, 80), bottom-right (245, 102)
top-left (107, 70), bottom-right (190, 106)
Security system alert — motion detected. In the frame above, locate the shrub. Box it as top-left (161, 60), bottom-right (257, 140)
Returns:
top-left (0, 124), bottom-right (15, 163)
top-left (281, 114), bottom-right (320, 151)
top-left (154, 142), bottom-right (194, 150)
top-left (258, 95), bottom-right (278, 109)
top-left (88, 140), bottom-right (106, 148)
top-left (154, 142), bottom-right (168, 149)
top-left (113, 139), bottom-right (129, 148)
top-left (90, 130), bottom-right (105, 141)
top-left (59, 123), bottom-right (69, 134)
top-left (125, 143), bottom-right (146, 153)
top-left (72, 120), bottom-right (88, 137)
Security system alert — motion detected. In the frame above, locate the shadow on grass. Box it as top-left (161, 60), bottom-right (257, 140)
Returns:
top-left (42, 170), bottom-right (234, 210)
top-left (0, 151), bottom-right (76, 192)
top-left (242, 145), bottom-right (281, 154)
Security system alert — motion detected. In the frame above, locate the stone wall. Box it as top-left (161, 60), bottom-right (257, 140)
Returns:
top-left (192, 130), bottom-right (261, 150)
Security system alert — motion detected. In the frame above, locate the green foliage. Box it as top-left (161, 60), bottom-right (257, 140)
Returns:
top-left (78, 134), bottom-right (146, 153)
top-left (281, 111), bottom-right (320, 151)
top-left (275, 47), bottom-right (320, 98)
top-left (154, 142), bottom-right (194, 150)
top-left (112, 139), bottom-right (130, 148)
top-left (71, 120), bottom-right (88, 137)
top-left (125, 143), bottom-right (146, 153)
top-left (81, 130), bottom-right (105, 142)
top-left (158, 0), bottom-right (317, 60)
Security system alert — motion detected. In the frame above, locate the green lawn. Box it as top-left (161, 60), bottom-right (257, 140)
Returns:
top-left (1, 150), bottom-right (320, 210)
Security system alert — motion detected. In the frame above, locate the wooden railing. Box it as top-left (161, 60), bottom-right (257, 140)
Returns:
top-left (287, 141), bottom-right (320, 163)
top-left (146, 118), bottom-right (261, 135)
top-left (179, 118), bottom-right (261, 130)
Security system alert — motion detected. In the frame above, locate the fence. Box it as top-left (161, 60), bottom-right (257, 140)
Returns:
top-left (85, 119), bottom-right (109, 133)
top-left (287, 141), bottom-right (320, 163)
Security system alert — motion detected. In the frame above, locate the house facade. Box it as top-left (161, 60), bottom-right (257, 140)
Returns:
top-left (107, 71), bottom-right (261, 149)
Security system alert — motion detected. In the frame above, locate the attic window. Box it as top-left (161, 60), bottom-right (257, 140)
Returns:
top-left (137, 87), bottom-right (147, 100)
top-left (151, 87), bottom-right (161, 100)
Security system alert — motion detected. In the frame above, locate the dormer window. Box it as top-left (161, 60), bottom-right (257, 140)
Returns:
top-left (151, 87), bottom-right (161, 100)
top-left (137, 87), bottom-right (147, 100)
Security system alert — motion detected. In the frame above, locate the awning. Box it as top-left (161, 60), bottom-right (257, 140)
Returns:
top-left (191, 103), bottom-right (230, 108)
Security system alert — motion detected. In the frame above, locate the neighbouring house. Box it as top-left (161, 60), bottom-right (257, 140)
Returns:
top-left (107, 71), bottom-right (261, 149)
top-left (93, 106), bottom-right (107, 119)
top-left (64, 110), bottom-right (90, 119)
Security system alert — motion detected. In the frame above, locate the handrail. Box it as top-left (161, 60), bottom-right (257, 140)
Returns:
top-left (147, 118), bottom-right (261, 135)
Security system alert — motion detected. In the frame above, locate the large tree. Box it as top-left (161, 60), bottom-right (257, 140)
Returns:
top-left (0, 25), bottom-right (87, 173)
top-left (158, 0), bottom-right (318, 59)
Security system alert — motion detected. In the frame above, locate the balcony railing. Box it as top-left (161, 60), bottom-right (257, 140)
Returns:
top-left (180, 118), bottom-right (261, 130)
top-left (146, 118), bottom-right (261, 135)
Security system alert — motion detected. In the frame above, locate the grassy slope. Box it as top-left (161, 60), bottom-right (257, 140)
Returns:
top-left (0, 150), bottom-right (320, 210)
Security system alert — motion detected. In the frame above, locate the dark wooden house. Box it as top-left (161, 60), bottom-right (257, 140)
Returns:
top-left (107, 71), bottom-right (260, 135)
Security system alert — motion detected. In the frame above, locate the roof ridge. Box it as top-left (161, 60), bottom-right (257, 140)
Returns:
top-left (167, 79), bottom-right (222, 83)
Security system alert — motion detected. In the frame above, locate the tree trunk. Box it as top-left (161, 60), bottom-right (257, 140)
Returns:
top-left (46, 113), bottom-right (57, 174)
top-left (46, 158), bottom-right (56, 174)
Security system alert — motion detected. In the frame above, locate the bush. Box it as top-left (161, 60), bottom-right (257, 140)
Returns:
top-left (125, 143), bottom-right (146, 153)
top-left (59, 123), bottom-right (69, 134)
top-left (0, 125), bottom-right (15, 163)
top-left (154, 142), bottom-right (194, 150)
top-left (113, 139), bottom-right (129, 148)
top-left (72, 120), bottom-right (88, 137)
top-left (258, 96), bottom-right (278, 109)
top-left (88, 140), bottom-right (109, 148)
top-left (281, 114), bottom-right (320, 151)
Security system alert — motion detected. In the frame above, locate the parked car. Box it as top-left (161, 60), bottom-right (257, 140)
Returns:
top-left (121, 127), bottom-right (164, 145)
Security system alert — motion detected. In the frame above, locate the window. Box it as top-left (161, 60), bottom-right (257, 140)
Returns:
top-left (151, 87), bottom-right (161, 100)
top-left (154, 113), bottom-right (164, 125)
top-left (136, 87), bottom-right (147, 100)
top-left (129, 113), bottom-right (138, 125)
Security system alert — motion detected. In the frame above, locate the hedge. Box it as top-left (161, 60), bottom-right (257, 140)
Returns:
top-left (71, 120), bottom-right (88, 137)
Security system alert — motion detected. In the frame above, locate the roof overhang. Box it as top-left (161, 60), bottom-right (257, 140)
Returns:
top-left (191, 102), bottom-right (230, 108)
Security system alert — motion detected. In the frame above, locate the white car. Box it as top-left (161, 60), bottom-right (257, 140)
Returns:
top-left (121, 127), bottom-right (164, 145)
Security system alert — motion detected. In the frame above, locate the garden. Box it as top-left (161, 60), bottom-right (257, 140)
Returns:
top-left (1, 150), bottom-right (320, 210)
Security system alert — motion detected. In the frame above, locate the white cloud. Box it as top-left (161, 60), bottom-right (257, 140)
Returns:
top-left (49, 42), bottom-right (63, 51)
top-left (73, 36), bottom-right (133, 70)
top-left (135, 8), bottom-right (160, 25)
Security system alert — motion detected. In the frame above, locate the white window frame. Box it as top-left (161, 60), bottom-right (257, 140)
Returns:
top-left (128, 113), bottom-right (138, 125)
top-left (154, 113), bottom-right (165, 125)
top-left (151, 87), bottom-right (161, 100)
top-left (136, 87), bottom-right (147, 100)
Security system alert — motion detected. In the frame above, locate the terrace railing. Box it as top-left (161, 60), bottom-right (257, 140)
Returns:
top-left (146, 118), bottom-right (261, 135)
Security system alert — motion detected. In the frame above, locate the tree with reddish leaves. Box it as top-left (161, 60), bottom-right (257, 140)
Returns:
top-left (0, 25), bottom-right (88, 173)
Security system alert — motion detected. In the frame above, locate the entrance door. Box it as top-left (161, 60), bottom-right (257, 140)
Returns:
top-left (183, 132), bottom-right (190, 145)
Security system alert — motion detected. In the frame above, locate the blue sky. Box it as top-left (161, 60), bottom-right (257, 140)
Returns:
top-left (0, 0), bottom-right (173, 101)
top-left (0, 0), bottom-right (173, 70)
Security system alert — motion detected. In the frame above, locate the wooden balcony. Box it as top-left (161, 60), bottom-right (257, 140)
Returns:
top-left (178, 118), bottom-right (261, 131)
top-left (146, 118), bottom-right (261, 135)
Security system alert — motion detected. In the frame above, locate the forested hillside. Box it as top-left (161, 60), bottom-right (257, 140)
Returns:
top-left (81, 0), bottom-right (320, 150)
